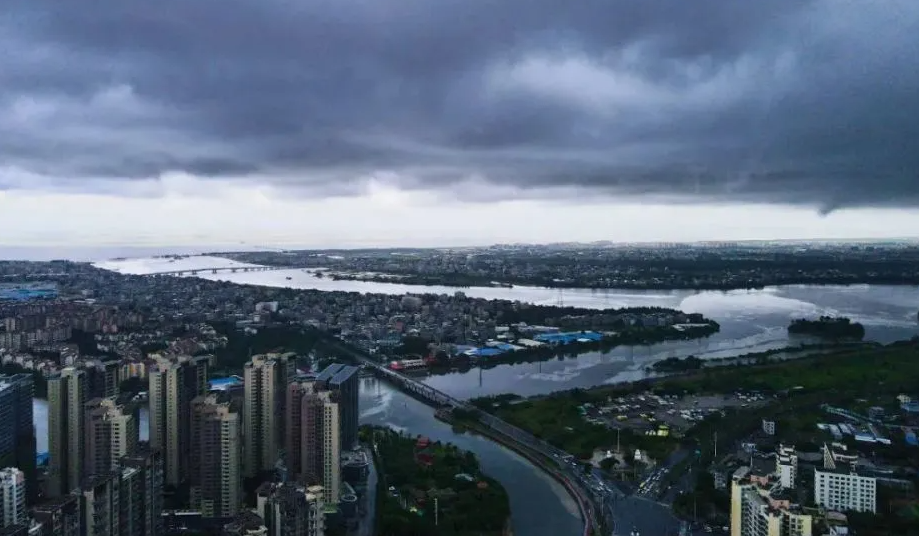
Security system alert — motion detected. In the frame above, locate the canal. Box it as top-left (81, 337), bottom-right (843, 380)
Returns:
top-left (359, 377), bottom-right (584, 536)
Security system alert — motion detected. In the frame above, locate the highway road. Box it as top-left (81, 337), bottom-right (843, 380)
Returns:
top-left (357, 446), bottom-right (378, 536)
top-left (328, 334), bottom-right (697, 536)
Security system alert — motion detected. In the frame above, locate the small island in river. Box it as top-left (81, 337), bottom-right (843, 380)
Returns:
top-left (787, 316), bottom-right (865, 340)
top-left (365, 425), bottom-right (511, 536)
top-left (651, 355), bottom-right (705, 372)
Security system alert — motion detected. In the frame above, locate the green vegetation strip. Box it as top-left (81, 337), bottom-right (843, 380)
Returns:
top-left (362, 425), bottom-right (511, 536)
top-left (473, 340), bottom-right (919, 479)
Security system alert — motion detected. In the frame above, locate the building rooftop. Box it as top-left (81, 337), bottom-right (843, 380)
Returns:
top-left (330, 365), bottom-right (359, 385)
top-left (816, 463), bottom-right (874, 478)
top-left (749, 456), bottom-right (775, 477)
top-left (222, 511), bottom-right (265, 536)
top-left (33, 494), bottom-right (79, 512)
top-left (316, 363), bottom-right (346, 382)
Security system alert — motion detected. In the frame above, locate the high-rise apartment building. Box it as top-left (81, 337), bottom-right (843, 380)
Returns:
top-left (81, 474), bottom-right (120, 536)
top-left (285, 381), bottom-right (309, 480)
top-left (190, 395), bottom-right (242, 518)
top-left (119, 465), bottom-right (145, 536)
top-left (731, 467), bottom-right (813, 536)
top-left (244, 353), bottom-right (295, 478)
top-left (0, 375), bottom-right (35, 504)
top-left (33, 495), bottom-right (81, 536)
top-left (86, 360), bottom-right (123, 400)
top-left (286, 380), bottom-right (340, 505)
top-left (120, 446), bottom-right (164, 536)
top-left (776, 444), bottom-right (797, 490)
top-left (256, 482), bottom-right (325, 536)
top-left (48, 368), bottom-right (86, 497)
top-left (813, 443), bottom-right (876, 514)
top-left (319, 400), bottom-right (340, 506)
top-left (148, 355), bottom-right (209, 486)
top-left (0, 468), bottom-right (26, 528)
top-left (315, 364), bottom-right (359, 451)
top-left (101, 360), bottom-right (122, 399)
top-left (84, 398), bottom-right (139, 478)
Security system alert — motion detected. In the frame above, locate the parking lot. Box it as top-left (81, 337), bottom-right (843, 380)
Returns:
top-left (581, 391), bottom-right (772, 437)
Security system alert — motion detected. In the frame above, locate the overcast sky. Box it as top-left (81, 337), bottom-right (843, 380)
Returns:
top-left (2, 0), bottom-right (918, 248)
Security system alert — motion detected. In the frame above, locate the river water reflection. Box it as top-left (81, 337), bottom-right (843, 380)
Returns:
top-left (189, 267), bottom-right (919, 399)
top-left (32, 261), bottom-right (917, 536)
top-left (32, 401), bottom-right (149, 453)
top-left (98, 258), bottom-right (919, 399)
top-left (419, 284), bottom-right (919, 399)
top-left (358, 377), bottom-right (583, 536)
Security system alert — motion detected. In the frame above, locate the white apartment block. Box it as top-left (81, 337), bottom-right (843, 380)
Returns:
top-left (814, 443), bottom-right (876, 514)
top-left (776, 444), bottom-right (797, 489)
top-left (0, 467), bottom-right (26, 528)
top-left (813, 469), bottom-right (876, 514)
top-left (731, 475), bottom-right (813, 536)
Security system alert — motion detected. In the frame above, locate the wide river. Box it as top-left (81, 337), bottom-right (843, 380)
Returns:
top-left (119, 258), bottom-right (919, 399)
top-left (30, 257), bottom-right (919, 536)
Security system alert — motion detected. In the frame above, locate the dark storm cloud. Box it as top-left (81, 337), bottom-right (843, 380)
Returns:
top-left (1, 0), bottom-right (917, 210)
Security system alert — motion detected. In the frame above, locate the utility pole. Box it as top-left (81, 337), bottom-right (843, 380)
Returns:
top-left (713, 431), bottom-right (718, 460)
top-left (617, 428), bottom-right (621, 454)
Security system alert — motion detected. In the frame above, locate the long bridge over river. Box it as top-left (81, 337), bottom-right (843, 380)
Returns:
top-left (148, 265), bottom-right (293, 277)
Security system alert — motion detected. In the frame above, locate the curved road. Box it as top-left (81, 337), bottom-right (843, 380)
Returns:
top-left (328, 334), bottom-right (688, 536)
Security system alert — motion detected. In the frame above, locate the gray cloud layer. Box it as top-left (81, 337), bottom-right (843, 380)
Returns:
top-left (1, 0), bottom-right (917, 210)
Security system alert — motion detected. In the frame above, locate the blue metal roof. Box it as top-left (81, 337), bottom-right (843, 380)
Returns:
top-left (330, 365), bottom-right (359, 385)
top-left (316, 363), bottom-right (346, 382)
top-left (534, 331), bottom-right (602, 344)
top-left (471, 348), bottom-right (504, 358)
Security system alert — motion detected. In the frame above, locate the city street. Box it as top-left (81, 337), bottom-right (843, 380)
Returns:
top-left (356, 447), bottom-right (378, 536)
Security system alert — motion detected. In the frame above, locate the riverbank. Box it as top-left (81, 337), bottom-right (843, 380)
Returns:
top-left (435, 411), bottom-right (594, 536)
top-left (363, 424), bottom-right (511, 536)
top-left (417, 321), bottom-right (720, 374)
top-left (186, 272), bottom-right (919, 401)
top-left (358, 382), bottom-right (584, 536)
top-left (646, 340), bottom-right (873, 374)
top-left (310, 268), bottom-right (919, 292)
top-left (467, 341), bottom-right (872, 408)
top-left (470, 339), bottom-right (919, 464)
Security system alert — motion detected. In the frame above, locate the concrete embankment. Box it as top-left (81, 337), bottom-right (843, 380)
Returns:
top-left (438, 411), bottom-right (595, 536)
